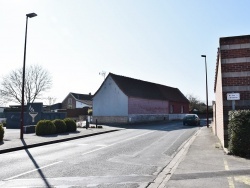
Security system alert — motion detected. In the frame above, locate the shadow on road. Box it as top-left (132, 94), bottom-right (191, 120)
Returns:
top-left (21, 139), bottom-right (52, 187)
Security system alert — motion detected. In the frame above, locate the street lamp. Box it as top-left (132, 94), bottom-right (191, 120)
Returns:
top-left (201, 55), bottom-right (209, 128)
top-left (20, 13), bottom-right (37, 139)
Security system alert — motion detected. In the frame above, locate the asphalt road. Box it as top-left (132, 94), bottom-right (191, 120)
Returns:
top-left (0, 121), bottom-right (199, 187)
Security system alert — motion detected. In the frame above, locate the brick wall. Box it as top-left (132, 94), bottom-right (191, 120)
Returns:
top-left (222, 77), bottom-right (250, 86)
top-left (214, 55), bottom-right (225, 147)
top-left (220, 35), bottom-right (250, 45)
top-left (214, 35), bottom-right (250, 148)
top-left (222, 63), bottom-right (250, 72)
top-left (169, 101), bottom-right (189, 114)
top-left (62, 95), bottom-right (76, 109)
top-left (128, 97), bottom-right (168, 114)
top-left (221, 49), bottom-right (250, 58)
top-left (92, 116), bottom-right (128, 124)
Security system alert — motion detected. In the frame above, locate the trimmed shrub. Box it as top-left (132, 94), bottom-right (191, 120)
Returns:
top-left (53, 119), bottom-right (67, 133)
top-left (2, 122), bottom-right (6, 127)
top-left (228, 110), bottom-right (250, 157)
top-left (88, 109), bottom-right (92, 116)
top-left (64, 118), bottom-right (77, 132)
top-left (36, 120), bottom-right (56, 136)
top-left (0, 124), bottom-right (4, 142)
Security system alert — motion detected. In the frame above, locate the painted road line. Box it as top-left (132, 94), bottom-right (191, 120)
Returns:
top-left (82, 130), bottom-right (155, 156)
top-left (234, 176), bottom-right (250, 186)
top-left (223, 158), bottom-right (235, 188)
top-left (95, 144), bottom-right (108, 147)
top-left (4, 161), bottom-right (63, 181)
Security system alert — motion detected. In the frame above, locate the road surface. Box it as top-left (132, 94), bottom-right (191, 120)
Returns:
top-left (0, 121), bottom-right (200, 187)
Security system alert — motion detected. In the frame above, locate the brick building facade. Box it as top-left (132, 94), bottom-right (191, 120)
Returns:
top-left (213, 35), bottom-right (250, 147)
top-left (93, 73), bottom-right (189, 124)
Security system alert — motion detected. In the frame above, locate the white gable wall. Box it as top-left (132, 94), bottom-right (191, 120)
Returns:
top-left (93, 76), bottom-right (128, 116)
top-left (76, 101), bottom-right (89, 108)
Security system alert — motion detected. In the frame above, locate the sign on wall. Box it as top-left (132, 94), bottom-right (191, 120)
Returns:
top-left (227, 93), bottom-right (240, 100)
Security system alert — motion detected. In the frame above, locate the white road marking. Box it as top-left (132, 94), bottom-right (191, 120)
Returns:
top-left (95, 144), bottom-right (108, 147)
top-left (3, 129), bottom-right (157, 181)
top-left (78, 144), bottom-right (89, 146)
top-left (4, 161), bottom-right (63, 181)
top-left (224, 158), bottom-right (235, 188)
top-left (82, 130), bottom-right (155, 156)
top-left (62, 143), bottom-right (89, 146)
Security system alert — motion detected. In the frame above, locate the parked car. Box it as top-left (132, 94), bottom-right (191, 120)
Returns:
top-left (183, 114), bottom-right (200, 126)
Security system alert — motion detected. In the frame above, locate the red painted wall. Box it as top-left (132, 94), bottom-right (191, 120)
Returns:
top-left (128, 97), bottom-right (169, 114)
top-left (169, 101), bottom-right (189, 114)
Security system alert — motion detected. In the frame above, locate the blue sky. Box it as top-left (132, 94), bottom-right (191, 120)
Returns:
top-left (1, 0), bottom-right (250, 106)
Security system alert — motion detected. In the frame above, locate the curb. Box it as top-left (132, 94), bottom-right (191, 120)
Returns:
top-left (0, 129), bottom-right (119, 154)
top-left (147, 127), bottom-right (201, 188)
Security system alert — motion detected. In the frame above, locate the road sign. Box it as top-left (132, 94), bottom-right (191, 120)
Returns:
top-left (227, 93), bottom-right (240, 100)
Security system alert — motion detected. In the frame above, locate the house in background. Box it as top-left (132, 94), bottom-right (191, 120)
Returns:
top-left (213, 35), bottom-right (250, 148)
top-left (51, 92), bottom-right (93, 121)
top-left (92, 73), bottom-right (189, 124)
top-left (62, 92), bottom-right (93, 109)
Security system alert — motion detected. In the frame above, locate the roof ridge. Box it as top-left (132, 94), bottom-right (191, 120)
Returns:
top-left (109, 73), bottom-right (177, 89)
top-left (108, 73), bottom-right (188, 102)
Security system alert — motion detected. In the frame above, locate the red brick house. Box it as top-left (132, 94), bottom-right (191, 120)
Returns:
top-left (93, 73), bottom-right (189, 124)
top-left (213, 35), bottom-right (250, 147)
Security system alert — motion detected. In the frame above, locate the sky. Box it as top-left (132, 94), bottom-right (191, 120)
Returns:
top-left (1, 0), bottom-right (250, 106)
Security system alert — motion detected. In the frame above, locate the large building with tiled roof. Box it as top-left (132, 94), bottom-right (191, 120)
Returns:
top-left (92, 73), bottom-right (189, 124)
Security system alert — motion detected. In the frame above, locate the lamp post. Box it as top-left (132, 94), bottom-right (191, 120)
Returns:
top-left (20, 13), bottom-right (37, 139)
top-left (201, 55), bottom-right (209, 128)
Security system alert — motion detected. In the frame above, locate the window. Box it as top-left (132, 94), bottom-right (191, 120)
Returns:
top-left (170, 105), bottom-right (174, 113)
top-left (181, 106), bottom-right (184, 113)
top-left (68, 98), bottom-right (72, 104)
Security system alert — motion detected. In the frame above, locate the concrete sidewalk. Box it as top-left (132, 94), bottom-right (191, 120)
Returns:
top-left (0, 125), bottom-right (122, 154)
top-left (157, 127), bottom-right (250, 188)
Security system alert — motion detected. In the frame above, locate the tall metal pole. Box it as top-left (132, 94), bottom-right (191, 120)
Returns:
top-left (201, 55), bottom-right (209, 128)
top-left (20, 16), bottom-right (29, 139)
top-left (20, 13), bottom-right (37, 139)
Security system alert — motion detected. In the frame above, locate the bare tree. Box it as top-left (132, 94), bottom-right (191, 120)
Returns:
top-left (0, 65), bottom-right (52, 105)
top-left (186, 94), bottom-right (204, 112)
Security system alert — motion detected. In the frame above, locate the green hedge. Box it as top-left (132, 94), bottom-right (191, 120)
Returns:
top-left (88, 109), bottom-right (92, 116)
top-left (64, 118), bottom-right (77, 132)
top-left (53, 119), bottom-right (67, 133)
top-left (228, 110), bottom-right (250, 157)
top-left (36, 120), bottom-right (56, 136)
top-left (0, 124), bottom-right (4, 142)
top-left (2, 122), bottom-right (6, 127)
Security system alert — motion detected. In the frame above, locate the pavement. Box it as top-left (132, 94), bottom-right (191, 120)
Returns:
top-left (152, 126), bottom-right (250, 188)
top-left (1, 123), bottom-right (250, 188)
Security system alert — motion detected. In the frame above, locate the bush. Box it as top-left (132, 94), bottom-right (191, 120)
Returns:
top-left (53, 119), bottom-right (67, 133)
top-left (2, 122), bottom-right (6, 127)
top-left (36, 120), bottom-right (56, 136)
top-left (0, 124), bottom-right (4, 142)
top-left (228, 110), bottom-right (250, 157)
top-left (64, 118), bottom-right (77, 132)
top-left (88, 109), bottom-right (92, 116)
